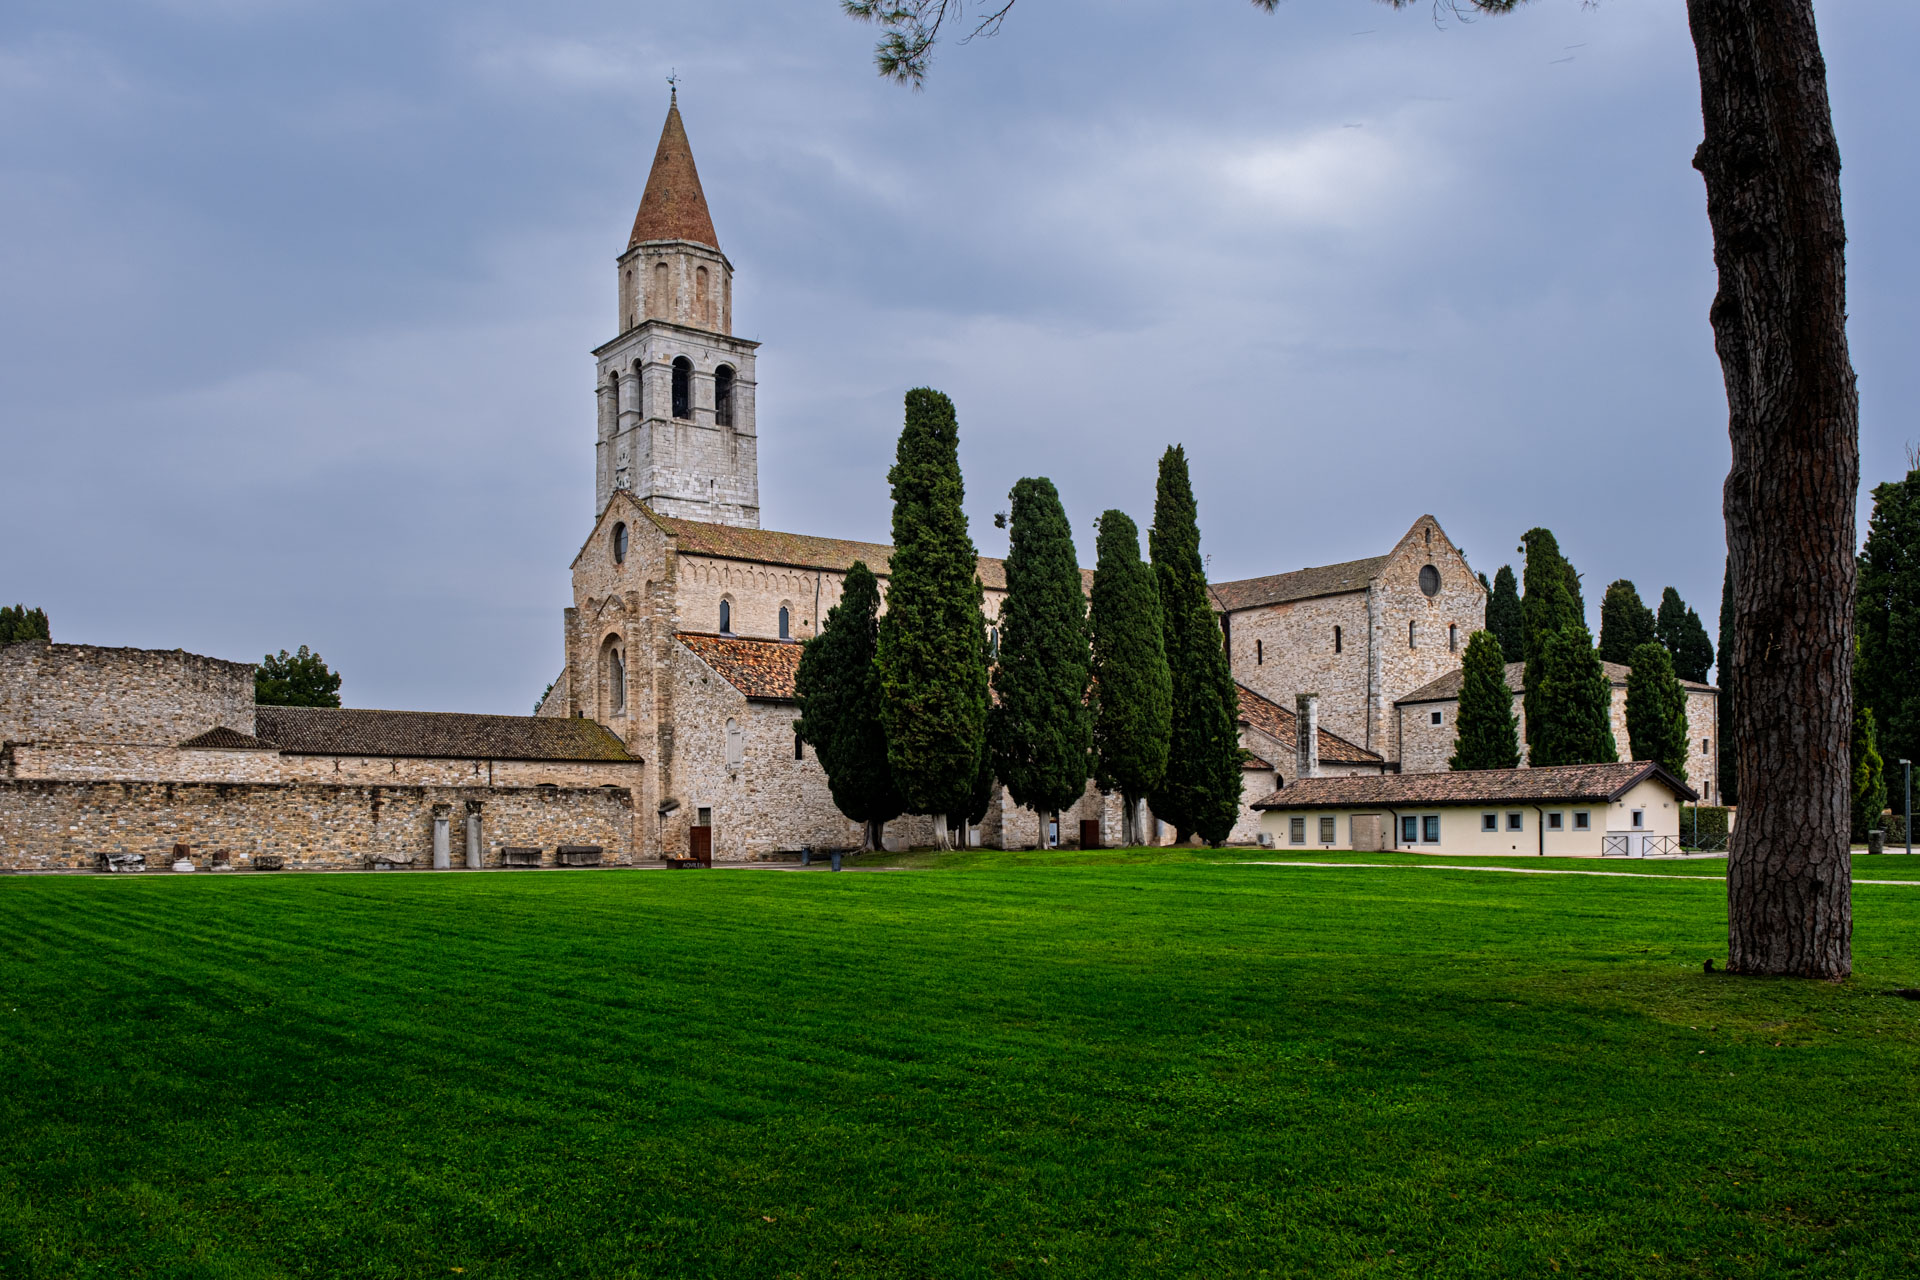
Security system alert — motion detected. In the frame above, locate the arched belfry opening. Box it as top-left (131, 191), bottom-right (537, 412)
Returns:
top-left (714, 365), bottom-right (735, 427)
top-left (671, 357), bottom-right (692, 421)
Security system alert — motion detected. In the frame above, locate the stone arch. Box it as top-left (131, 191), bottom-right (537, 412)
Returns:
top-left (599, 632), bottom-right (627, 719)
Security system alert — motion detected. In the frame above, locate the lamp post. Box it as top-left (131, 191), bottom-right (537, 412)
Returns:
top-left (1902, 759), bottom-right (1913, 856)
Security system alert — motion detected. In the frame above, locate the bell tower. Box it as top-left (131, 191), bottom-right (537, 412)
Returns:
top-left (593, 91), bottom-right (760, 527)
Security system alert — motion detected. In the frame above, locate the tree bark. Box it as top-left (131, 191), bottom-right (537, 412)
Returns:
top-left (1686, 0), bottom-right (1856, 977)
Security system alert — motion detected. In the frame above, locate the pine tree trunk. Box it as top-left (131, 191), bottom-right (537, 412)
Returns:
top-left (1687, 0), bottom-right (1856, 977)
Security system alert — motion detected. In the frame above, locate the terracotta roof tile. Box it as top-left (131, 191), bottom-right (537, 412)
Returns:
top-left (1210, 555), bottom-right (1388, 613)
top-left (1251, 761), bottom-right (1696, 810)
top-left (1397, 660), bottom-right (1716, 706)
top-left (678, 632), bottom-right (804, 701)
top-left (1244, 753), bottom-right (1274, 771)
top-left (179, 726), bottom-right (271, 750)
top-left (254, 706), bottom-right (637, 763)
top-left (630, 100), bottom-right (719, 250)
top-left (656, 514), bottom-right (1022, 592)
top-left (1235, 683), bottom-right (1383, 765)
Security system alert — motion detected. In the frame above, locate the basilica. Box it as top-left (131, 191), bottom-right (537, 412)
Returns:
top-left (0, 97), bottom-right (1717, 872)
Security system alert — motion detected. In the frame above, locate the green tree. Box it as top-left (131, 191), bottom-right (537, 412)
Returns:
top-left (1717, 558), bottom-right (1737, 806)
top-left (1597, 580), bottom-right (1658, 666)
top-left (1656, 587), bottom-right (1715, 683)
top-left (1449, 630), bottom-right (1520, 771)
top-left (847, 0), bottom-right (1864, 979)
top-left (1485, 565), bottom-right (1524, 663)
top-left (875, 388), bottom-right (991, 847)
top-left (0, 604), bottom-right (50, 645)
top-left (1090, 509), bottom-right (1171, 846)
top-left (1625, 641), bottom-right (1690, 781)
top-left (1856, 463), bottom-right (1920, 777)
top-left (255, 646), bottom-right (342, 707)
top-left (1530, 625), bottom-right (1617, 768)
top-left (1851, 702), bottom-right (1888, 844)
top-left (1519, 528), bottom-right (1578, 753)
top-left (1147, 446), bottom-right (1242, 846)
top-left (989, 477), bottom-right (1092, 847)
top-left (795, 561), bottom-right (904, 850)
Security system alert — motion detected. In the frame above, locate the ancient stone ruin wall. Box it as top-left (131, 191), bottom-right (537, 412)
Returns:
top-left (0, 779), bottom-right (633, 873)
top-left (0, 642), bottom-right (255, 748)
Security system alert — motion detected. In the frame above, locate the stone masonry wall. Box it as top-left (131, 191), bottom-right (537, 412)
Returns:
top-left (1364, 519), bottom-right (1487, 763)
top-left (1, 642), bottom-right (255, 748)
top-left (0, 779), bottom-right (632, 872)
top-left (1228, 592), bottom-right (1373, 748)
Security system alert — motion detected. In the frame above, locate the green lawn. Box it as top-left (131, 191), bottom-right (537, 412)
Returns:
top-left (2, 861), bottom-right (1917, 1278)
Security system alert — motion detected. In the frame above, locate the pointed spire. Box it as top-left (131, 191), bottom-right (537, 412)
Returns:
top-left (629, 95), bottom-right (719, 251)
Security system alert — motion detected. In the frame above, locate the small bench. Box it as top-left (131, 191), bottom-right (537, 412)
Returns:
top-left (368, 854), bottom-right (416, 871)
top-left (500, 847), bottom-right (543, 869)
top-left (556, 845), bottom-right (603, 868)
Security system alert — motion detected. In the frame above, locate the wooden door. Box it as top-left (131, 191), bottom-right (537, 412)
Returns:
top-left (1079, 819), bottom-right (1102, 850)
top-left (690, 825), bottom-right (712, 867)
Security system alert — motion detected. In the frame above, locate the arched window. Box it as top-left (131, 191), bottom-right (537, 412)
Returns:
top-left (1449, 623), bottom-right (1459, 652)
top-left (672, 357), bottom-right (692, 420)
top-left (714, 364), bottom-right (735, 427)
top-left (1333, 625), bottom-right (1343, 654)
top-left (725, 717), bottom-right (744, 768)
top-left (612, 522), bottom-right (628, 564)
top-left (653, 261), bottom-right (668, 316)
top-left (778, 606), bottom-right (790, 640)
top-left (695, 266), bottom-right (710, 326)
top-left (794, 733), bottom-right (804, 761)
top-left (719, 599), bottom-right (732, 633)
top-left (1255, 638), bottom-right (1264, 666)
top-left (1409, 620), bottom-right (1417, 649)
top-left (625, 268), bottom-right (634, 328)
top-left (604, 642), bottom-right (626, 716)
top-left (632, 360), bottom-right (645, 419)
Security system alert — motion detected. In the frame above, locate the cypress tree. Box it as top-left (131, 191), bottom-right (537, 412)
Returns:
top-left (1519, 528), bottom-right (1578, 752)
top-left (1851, 703), bottom-right (1888, 843)
top-left (1855, 463), bottom-right (1920, 774)
top-left (1563, 561), bottom-right (1588, 633)
top-left (1449, 630), bottom-right (1520, 770)
top-left (875, 388), bottom-right (991, 845)
top-left (1626, 641), bottom-right (1690, 781)
top-left (1090, 509), bottom-right (1171, 846)
top-left (988, 477), bottom-right (1092, 845)
top-left (1147, 446), bottom-right (1243, 846)
top-left (1654, 586), bottom-right (1715, 682)
top-left (1597, 580), bottom-right (1658, 666)
top-left (1485, 565), bottom-right (1525, 663)
top-left (794, 560), bottom-right (903, 849)
top-left (1531, 624), bottom-right (1618, 767)
top-left (0, 604), bottom-right (51, 645)
top-left (1717, 557), bottom-right (1738, 806)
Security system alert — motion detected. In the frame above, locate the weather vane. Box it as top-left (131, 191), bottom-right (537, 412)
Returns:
top-left (666, 69), bottom-right (678, 103)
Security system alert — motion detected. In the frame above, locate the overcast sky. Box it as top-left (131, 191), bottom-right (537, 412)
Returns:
top-left (2, 0), bottom-right (1913, 712)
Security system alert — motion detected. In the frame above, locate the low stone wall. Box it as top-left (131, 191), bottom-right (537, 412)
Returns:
top-left (0, 779), bottom-right (633, 872)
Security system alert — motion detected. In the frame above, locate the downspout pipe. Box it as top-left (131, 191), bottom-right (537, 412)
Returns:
top-left (1386, 807), bottom-right (1401, 850)
top-left (1534, 806), bottom-right (1546, 856)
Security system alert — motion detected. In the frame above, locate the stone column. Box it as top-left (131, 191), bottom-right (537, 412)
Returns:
top-left (432, 804), bottom-right (451, 870)
top-left (465, 801), bottom-right (483, 870)
top-left (1297, 692), bottom-right (1321, 781)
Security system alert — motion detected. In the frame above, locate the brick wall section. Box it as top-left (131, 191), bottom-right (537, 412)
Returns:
top-left (1, 643), bottom-right (255, 748)
top-left (0, 779), bottom-right (632, 872)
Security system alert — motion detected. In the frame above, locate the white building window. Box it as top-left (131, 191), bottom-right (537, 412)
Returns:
top-left (1319, 816), bottom-right (1335, 843)
top-left (1401, 815), bottom-right (1419, 845)
top-left (1421, 815), bottom-right (1441, 844)
top-left (1507, 812), bottom-right (1523, 831)
top-left (1482, 813), bottom-right (1498, 832)
top-left (1573, 811), bottom-right (1591, 830)
top-left (1289, 816), bottom-right (1306, 844)
top-left (1631, 809), bottom-right (1645, 829)
top-left (1547, 812), bottom-right (1564, 831)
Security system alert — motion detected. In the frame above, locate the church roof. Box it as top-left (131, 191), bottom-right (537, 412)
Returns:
top-left (1251, 760), bottom-right (1697, 810)
top-left (678, 632), bottom-right (803, 702)
top-left (1209, 555), bottom-right (1389, 613)
top-left (179, 725), bottom-right (273, 750)
top-left (654, 514), bottom-right (1014, 592)
top-left (254, 706), bottom-right (638, 763)
top-left (1395, 660), bottom-right (1716, 706)
top-left (1234, 683), bottom-right (1383, 766)
top-left (629, 98), bottom-right (719, 250)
